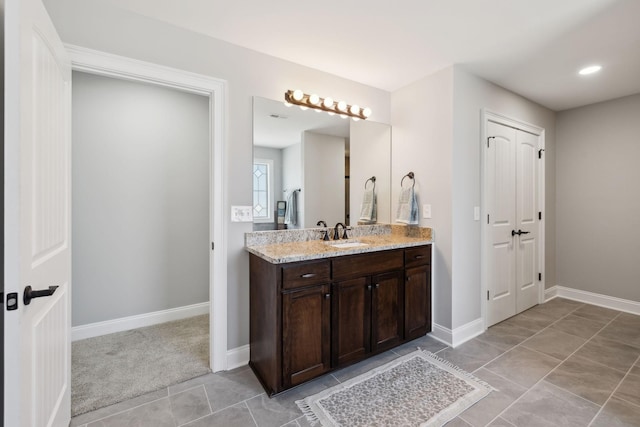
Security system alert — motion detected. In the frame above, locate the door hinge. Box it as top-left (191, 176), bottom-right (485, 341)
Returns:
top-left (538, 273), bottom-right (542, 281)
top-left (487, 214), bottom-right (490, 224)
top-left (487, 290), bottom-right (490, 300)
top-left (538, 149), bottom-right (545, 159)
top-left (539, 211), bottom-right (542, 220)
top-left (487, 136), bottom-right (495, 148)
top-left (211, 242), bottom-right (214, 250)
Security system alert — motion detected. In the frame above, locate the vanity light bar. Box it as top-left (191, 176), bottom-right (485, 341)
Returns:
top-left (284, 89), bottom-right (372, 120)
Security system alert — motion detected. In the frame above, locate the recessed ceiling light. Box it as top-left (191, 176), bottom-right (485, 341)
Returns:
top-left (579, 65), bottom-right (602, 75)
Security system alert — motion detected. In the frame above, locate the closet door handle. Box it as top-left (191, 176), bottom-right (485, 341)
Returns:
top-left (511, 230), bottom-right (520, 236)
top-left (519, 230), bottom-right (530, 235)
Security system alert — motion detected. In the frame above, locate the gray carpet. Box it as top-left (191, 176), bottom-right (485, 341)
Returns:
top-left (72, 314), bottom-right (210, 416)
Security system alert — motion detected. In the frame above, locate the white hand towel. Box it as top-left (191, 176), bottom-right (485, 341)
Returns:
top-left (284, 190), bottom-right (298, 226)
top-left (359, 187), bottom-right (377, 223)
top-left (396, 187), bottom-right (419, 225)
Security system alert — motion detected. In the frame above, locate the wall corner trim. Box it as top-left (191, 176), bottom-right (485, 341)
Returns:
top-left (544, 286), bottom-right (558, 302)
top-left (226, 345), bottom-right (250, 370)
top-left (71, 302), bottom-right (210, 342)
top-left (429, 317), bottom-right (484, 348)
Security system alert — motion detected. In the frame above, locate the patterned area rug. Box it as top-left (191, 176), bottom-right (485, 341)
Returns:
top-left (296, 350), bottom-right (493, 427)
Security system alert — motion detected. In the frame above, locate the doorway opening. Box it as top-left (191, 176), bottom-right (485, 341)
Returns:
top-left (66, 46), bottom-right (227, 414)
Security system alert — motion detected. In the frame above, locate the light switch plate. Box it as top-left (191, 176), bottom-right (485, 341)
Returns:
top-left (231, 205), bottom-right (253, 222)
top-left (422, 204), bottom-right (432, 219)
top-left (474, 206), bottom-right (480, 221)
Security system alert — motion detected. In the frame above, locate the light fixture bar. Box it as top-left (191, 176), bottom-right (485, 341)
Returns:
top-left (284, 89), bottom-right (371, 120)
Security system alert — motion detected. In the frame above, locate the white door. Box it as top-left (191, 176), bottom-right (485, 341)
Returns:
top-left (486, 121), bottom-right (539, 327)
top-left (4, 0), bottom-right (72, 425)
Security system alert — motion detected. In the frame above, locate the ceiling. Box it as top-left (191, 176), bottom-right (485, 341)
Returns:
top-left (88, 0), bottom-right (640, 111)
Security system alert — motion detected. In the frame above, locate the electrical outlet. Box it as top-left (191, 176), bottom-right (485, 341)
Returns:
top-left (422, 204), bottom-right (432, 219)
top-left (231, 206), bottom-right (253, 222)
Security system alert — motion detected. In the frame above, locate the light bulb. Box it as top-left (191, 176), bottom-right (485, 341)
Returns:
top-left (299, 106), bottom-right (308, 111)
top-left (340, 114), bottom-right (348, 120)
top-left (284, 101), bottom-right (292, 107)
top-left (362, 107), bottom-right (372, 118)
top-left (323, 97), bottom-right (334, 109)
top-left (349, 104), bottom-right (360, 115)
top-left (352, 117), bottom-right (360, 122)
top-left (337, 101), bottom-right (347, 112)
top-left (292, 89), bottom-right (304, 101)
top-left (309, 94), bottom-right (320, 105)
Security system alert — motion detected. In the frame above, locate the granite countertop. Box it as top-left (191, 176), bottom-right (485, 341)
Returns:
top-left (245, 224), bottom-right (432, 264)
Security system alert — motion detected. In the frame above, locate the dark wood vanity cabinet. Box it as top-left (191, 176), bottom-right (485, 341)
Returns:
top-left (404, 246), bottom-right (432, 341)
top-left (331, 250), bottom-right (404, 367)
top-left (249, 244), bottom-right (431, 396)
top-left (282, 284), bottom-right (331, 388)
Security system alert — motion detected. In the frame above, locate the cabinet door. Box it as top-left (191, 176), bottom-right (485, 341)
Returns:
top-left (405, 265), bottom-right (432, 341)
top-left (332, 277), bottom-right (371, 367)
top-left (371, 271), bottom-right (404, 352)
top-left (282, 284), bottom-right (331, 388)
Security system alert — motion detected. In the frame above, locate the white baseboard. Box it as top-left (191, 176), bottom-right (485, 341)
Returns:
top-left (226, 344), bottom-right (250, 370)
top-left (545, 286), bottom-right (558, 302)
top-left (429, 317), bottom-right (485, 348)
top-left (72, 302), bottom-right (210, 341)
top-left (552, 286), bottom-right (640, 316)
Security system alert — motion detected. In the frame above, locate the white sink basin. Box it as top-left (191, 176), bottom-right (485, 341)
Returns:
top-left (328, 241), bottom-right (369, 249)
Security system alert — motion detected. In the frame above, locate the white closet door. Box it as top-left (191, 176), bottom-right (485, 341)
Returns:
top-left (486, 121), bottom-right (540, 327)
top-left (516, 130), bottom-right (539, 313)
top-left (486, 122), bottom-right (517, 327)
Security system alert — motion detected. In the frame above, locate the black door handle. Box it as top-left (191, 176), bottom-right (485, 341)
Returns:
top-left (512, 229), bottom-right (530, 237)
top-left (519, 230), bottom-right (530, 235)
top-left (23, 285), bottom-right (58, 305)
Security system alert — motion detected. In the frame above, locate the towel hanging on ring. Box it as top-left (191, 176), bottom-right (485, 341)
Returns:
top-left (396, 172), bottom-right (418, 225)
top-left (359, 177), bottom-right (377, 223)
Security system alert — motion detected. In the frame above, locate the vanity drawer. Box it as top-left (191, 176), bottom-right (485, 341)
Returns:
top-left (332, 250), bottom-right (404, 280)
top-left (282, 260), bottom-right (331, 289)
top-left (405, 246), bottom-right (431, 268)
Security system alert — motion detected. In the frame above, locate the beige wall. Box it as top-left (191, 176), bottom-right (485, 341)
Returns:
top-left (44, 0), bottom-right (391, 350)
top-left (390, 66), bottom-right (556, 332)
top-left (451, 66), bottom-right (556, 329)
top-left (556, 93), bottom-right (640, 302)
top-left (391, 67), bottom-right (454, 329)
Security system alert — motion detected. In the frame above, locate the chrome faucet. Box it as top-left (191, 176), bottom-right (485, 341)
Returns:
top-left (317, 220), bottom-right (330, 241)
top-left (333, 222), bottom-right (348, 240)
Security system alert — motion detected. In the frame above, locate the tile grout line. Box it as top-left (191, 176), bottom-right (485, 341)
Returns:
top-left (244, 400), bottom-right (260, 427)
top-left (77, 393), bottom-right (170, 426)
top-left (587, 354), bottom-right (640, 427)
top-left (483, 310), bottom-right (623, 426)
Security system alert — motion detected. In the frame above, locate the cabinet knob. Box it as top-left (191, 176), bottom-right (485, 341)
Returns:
top-left (300, 273), bottom-right (316, 278)
top-left (367, 285), bottom-right (372, 291)
top-left (324, 293), bottom-right (330, 299)
top-left (375, 283), bottom-right (380, 289)
top-left (414, 255), bottom-right (424, 259)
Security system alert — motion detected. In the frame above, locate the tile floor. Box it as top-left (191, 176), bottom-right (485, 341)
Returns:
top-left (70, 298), bottom-right (640, 427)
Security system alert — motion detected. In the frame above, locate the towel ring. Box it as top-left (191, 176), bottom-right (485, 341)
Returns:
top-left (401, 172), bottom-right (415, 189)
top-left (364, 176), bottom-right (376, 190)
